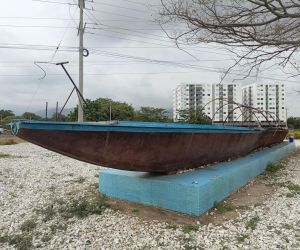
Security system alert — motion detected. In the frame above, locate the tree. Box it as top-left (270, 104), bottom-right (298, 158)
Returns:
top-left (160, 0), bottom-right (300, 77)
top-left (50, 113), bottom-right (67, 121)
top-left (67, 98), bottom-right (135, 122)
top-left (177, 108), bottom-right (212, 124)
top-left (287, 117), bottom-right (300, 129)
top-left (21, 112), bottom-right (42, 120)
top-left (1, 115), bottom-right (16, 128)
top-left (0, 109), bottom-right (14, 120)
top-left (134, 107), bottom-right (171, 122)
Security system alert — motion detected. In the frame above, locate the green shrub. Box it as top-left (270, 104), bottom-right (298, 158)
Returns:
top-left (288, 130), bottom-right (300, 139)
top-left (0, 152), bottom-right (10, 158)
top-left (213, 201), bottom-right (235, 214)
top-left (20, 219), bottom-right (37, 232)
top-left (59, 194), bottom-right (108, 219)
top-left (246, 216), bottom-right (260, 230)
top-left (265, 162), bottom-right (282, 173)
top-left (0, 233), bottom-right (32, 250)
top-left (183, 224), bottom-right (199, 234)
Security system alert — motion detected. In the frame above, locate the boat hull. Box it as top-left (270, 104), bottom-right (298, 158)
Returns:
top-left (16, 122), bottom-right (288, 172)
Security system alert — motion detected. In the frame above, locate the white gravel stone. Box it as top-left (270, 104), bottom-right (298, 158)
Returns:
top-left (0, 141), bottom-right (299, 249)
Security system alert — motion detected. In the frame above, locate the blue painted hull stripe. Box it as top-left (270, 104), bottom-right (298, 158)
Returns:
top-left (19, 121), bottom-right (264, 134)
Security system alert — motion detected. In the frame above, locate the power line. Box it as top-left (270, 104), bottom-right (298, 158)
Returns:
top-left (91, 1), bottom-right (149, 13)
top-left (0, 16), bottom-right (74, 20)
top-left (83, 9), bottom-right (230, 55)
top-left (0, 59), bottom-right (233, 65)
top-left (116, 0), bottom-right (160, 8)
top-left (0, 46), bottom-right (77, 52)
top-left (0, 71), bottom-right (299, 83)
top-left (32, 0), bottom-right (76, 5)
top-left (84, 9), bottom-right (171, 42)
top-left (88, 32), bottom-right (232, 56)
top-left (0, 41), bottom-right (231, 57)
top-left (91, 9), bottom-right (152, 21)
top-left (0, 24), bottom-right (76, 29)
top-left (0, 16), bottom-right (158, 23)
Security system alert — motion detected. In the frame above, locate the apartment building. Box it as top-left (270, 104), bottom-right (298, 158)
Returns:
top-left (173, 83), bottom-right (243, 122)
top-left (213, 83), bottom-right (243, 122)
top-left (242, 83), bottom-right (286, 122)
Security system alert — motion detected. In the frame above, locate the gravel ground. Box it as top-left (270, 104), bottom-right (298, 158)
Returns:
top-left (0, 141), bottom-right (299, 250)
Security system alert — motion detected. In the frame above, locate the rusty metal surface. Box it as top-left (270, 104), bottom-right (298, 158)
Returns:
top-left (17, 127), bottom-right (288, 172)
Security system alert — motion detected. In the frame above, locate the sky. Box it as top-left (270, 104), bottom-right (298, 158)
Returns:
top-left (0, 0), bottom-right (300, 117)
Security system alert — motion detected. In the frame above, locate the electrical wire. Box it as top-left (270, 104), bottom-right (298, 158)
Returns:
top-left (32, 0), bottom-right (76, 5)
top-left (91, 1), bottom-right (149, 13)
top-left (0, 24), bottom-right (76, 29)
top-left (0, 71), bottom-right (299, 83)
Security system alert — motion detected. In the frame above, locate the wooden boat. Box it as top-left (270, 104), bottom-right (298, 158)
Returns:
top-left (11, 120), bottom-right (288, 172)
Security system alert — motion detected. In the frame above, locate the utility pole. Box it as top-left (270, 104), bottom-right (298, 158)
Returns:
top-left (78, 0), bottom-right (85, 122)
top-left (56, 101), bottom-right (59, 121)
top-left (45, 102), bottom-right (48, 121)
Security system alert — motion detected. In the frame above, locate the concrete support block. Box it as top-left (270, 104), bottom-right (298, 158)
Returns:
top-left (99, 142), bottom-right (295, 216)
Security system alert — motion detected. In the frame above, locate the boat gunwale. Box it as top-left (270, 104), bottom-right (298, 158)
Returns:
top-left (16, 120), bottom-right (268, 134)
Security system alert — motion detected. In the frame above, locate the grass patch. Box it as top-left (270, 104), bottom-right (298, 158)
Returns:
top-left (41, 234), bottom-right (52, 243)
top-left (275, 229), bottom-right (282, 235)
top-left (286, 182), bottom-right (300, 192)
top-left (50, 223), bottom-right (67, 233)
top-left (183, 224), bottom-right (199, 234)
top-left (286, 193), bottom-right (295, 198)
top-left (74, 176), bottom-right (86, 183)
top-left (36, 205), bottom-right (56, 222)
top-left (236, 234), bottom-right (249, 244)
top-left (59, 194), bottom-right (108, 219)
top-left (166, 224), bottom-right (178, 230)
top-left (131, 208), bottom-right (139, 213)
top-left (265, 162), bottom-right (283, 174)
top-left (288, 130), bottom-right (300, 139)
top-left (0, 233), bottom-right (32, 250)
top-left (0, 152), bottom-right (10, 158)
top-left (245, 216), bottom-right (260, 230)
top-left (183, 245), bottom-right (203, 250)
top-left (39, 222), bottom-right (67, 243)
top-left (275, 181), bottom-right (300, 195)
top-left (0, 138), bottom-right (18, 145)
top-left (283, 223), bottom-right (293, 230)
top-left (20, 218), bottom-right (37, 232)
top-left (213, 201), bottom-right (235, 214)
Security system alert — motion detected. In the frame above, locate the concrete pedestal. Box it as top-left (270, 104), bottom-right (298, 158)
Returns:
top-left (99, 142), bottom-right (295, 216)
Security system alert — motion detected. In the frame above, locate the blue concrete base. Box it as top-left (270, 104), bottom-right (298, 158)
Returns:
top-left (99, 142), bottom-right (296, 216)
